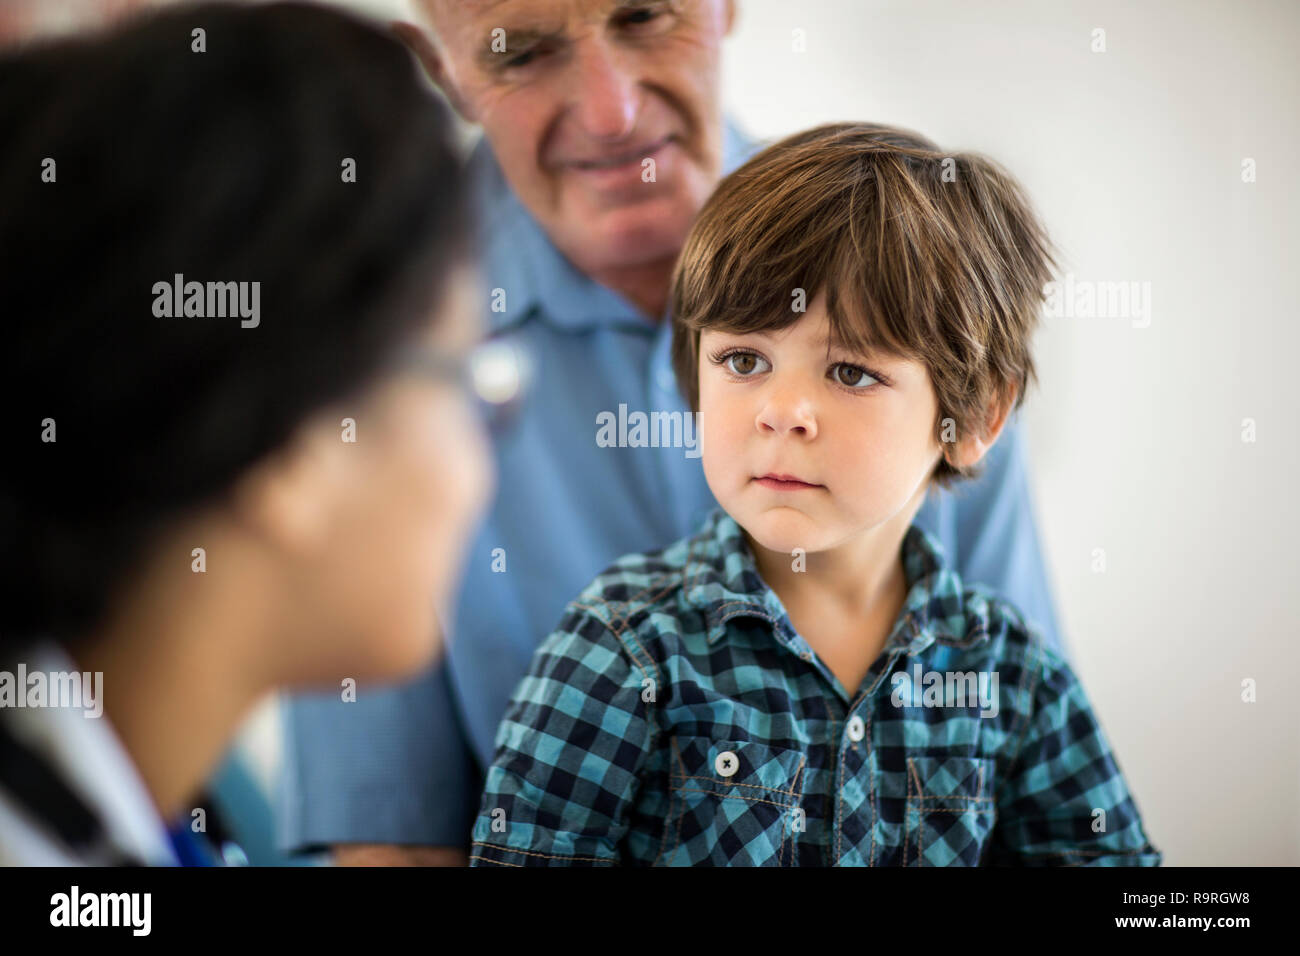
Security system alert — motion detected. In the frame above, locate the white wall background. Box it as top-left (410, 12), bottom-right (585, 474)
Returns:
top-left (739, 0), bottom-right (1300, 867)
top-left (248, 0), bottom-right (1297, 866)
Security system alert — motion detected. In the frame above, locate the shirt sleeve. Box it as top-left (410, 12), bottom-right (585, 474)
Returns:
top-left (277, 658), bottom-right (481, 853)
top-left (469, 608), bottom-right (654, 867)
top-left (989, 636), bottom-right (1162, 866)
top-left (950, 413), bottom-right (1067, 656)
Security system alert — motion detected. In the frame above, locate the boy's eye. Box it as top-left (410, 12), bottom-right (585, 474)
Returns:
top-left (831, 363), bottom-right (878, 389)
top-left (724, 351), bottom-right (770, 376)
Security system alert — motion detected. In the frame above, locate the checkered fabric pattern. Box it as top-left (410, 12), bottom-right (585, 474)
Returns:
top-left (469, 508), bottom-right (1161, 866)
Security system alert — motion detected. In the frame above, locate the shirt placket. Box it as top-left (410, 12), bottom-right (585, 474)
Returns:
top-left (769, 618), bottom-right (883, 865)
top-left (832, 641), bottom-right (913, 866)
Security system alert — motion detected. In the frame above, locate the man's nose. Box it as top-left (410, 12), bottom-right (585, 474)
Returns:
top-left (756, 381), bottom-right (819, 440)
top-left (570, 38), bottom-right (638, 140)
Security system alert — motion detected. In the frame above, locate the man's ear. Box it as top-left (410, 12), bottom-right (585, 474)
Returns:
top-left (391, 20), bottom-right (479, 123)
top-left (946, 385), bottom-right (1017, 471)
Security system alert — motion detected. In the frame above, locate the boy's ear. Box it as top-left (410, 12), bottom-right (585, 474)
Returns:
top-left (946, 385), bottom-right (1017, 471)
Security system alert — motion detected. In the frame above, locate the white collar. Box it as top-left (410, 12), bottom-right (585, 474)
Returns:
top-left (0, 642), bottom-right (177, 866)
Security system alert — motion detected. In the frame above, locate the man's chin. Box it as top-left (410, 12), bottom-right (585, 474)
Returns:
top-left (561, 197), bottom-right (695, 272)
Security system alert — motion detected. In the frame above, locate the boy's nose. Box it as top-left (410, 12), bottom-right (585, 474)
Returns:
top-left (756, 386), bottom-right (818, 440)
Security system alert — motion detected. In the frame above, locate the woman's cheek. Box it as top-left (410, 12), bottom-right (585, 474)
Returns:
top-left (424, 399), bottom-right (493, 586)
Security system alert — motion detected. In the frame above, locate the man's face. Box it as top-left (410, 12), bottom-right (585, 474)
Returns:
top-left (423, 0), bottom-right (734, 284)
top-left (698, 294), bottom-right (946, 557)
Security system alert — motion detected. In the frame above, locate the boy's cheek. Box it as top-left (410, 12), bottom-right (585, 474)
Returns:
top-left (700, 414), bottom-right (749, 505)
top-left (699, 406), bottom-right (742, 464)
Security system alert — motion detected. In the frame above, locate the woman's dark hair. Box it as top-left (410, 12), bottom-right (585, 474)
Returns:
top-left (0, 2), bottom-right (470, 648)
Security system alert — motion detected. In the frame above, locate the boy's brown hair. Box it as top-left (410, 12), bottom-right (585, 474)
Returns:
top-left (669, 122), bottom-right (1056, 488)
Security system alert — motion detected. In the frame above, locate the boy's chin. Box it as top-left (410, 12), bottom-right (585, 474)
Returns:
top-left (735, 508), bottom-right (830, 558)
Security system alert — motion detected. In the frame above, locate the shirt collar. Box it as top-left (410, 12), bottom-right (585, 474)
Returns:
top-left (468, 116), bottom-right (762, 334)
top-left (2, 642), bottom-right (178, 866)
top-left (682, 509), bottom-right (985, 656)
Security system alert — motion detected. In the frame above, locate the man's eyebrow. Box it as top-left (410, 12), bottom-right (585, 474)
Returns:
top-left (473, 23), bottom-right (560, 68)
top-left (470, 0), bottom-right (681, 65)
top-left (467, 0), bottom-right (677, 18)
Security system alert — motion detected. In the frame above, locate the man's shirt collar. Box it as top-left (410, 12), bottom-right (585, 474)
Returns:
top-left (468, 117), bottom-right (762, 334)
top-left (681, 508), bottom-right (987, 656)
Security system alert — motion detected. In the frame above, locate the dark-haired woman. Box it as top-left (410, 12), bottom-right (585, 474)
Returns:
top-left (0, 2), bottom-right (504, 864)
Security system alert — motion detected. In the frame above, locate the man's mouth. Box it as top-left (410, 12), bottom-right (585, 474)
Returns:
top-left (567, 135), bottom-right (673, 171)
top-left (753, 473), bottom-right (823, 492)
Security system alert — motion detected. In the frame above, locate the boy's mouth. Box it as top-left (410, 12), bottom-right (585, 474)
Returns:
top-left (753, 473), bottom-right (823, 492)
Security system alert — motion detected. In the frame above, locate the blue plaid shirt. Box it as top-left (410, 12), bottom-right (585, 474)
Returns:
top-left (280, 118), bottom-right (1071, 855)
top-left (470, 508), bottom-right (1160, 866)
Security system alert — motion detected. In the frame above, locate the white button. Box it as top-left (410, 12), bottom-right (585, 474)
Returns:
top-left (220, 842), bottom-right (249, 866)
top-left (846, 716), bottom-right (866, 742)
top-left (715, 750), bottom-right (739, 777)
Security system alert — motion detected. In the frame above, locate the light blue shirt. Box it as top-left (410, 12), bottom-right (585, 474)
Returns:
top-left (277, 119), bottom-right (1066, 850)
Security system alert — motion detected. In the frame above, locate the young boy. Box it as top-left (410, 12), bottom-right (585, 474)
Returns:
top-left (468, 123), bottom-right (1161, 866)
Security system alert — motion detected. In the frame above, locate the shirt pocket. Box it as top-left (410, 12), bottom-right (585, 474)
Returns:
top-left (903, 755), bottom-right (997, 866)
top-left (657, 736), bottom-right (807, 867)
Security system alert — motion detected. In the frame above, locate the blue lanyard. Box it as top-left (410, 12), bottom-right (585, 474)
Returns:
top-left (166, 821), bottom-right (217, 867)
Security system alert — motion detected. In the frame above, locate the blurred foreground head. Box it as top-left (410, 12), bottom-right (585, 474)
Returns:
top-left (0, 1), bottom-right (492, 683)
top-left (0, 0), bottom-right (150, 49)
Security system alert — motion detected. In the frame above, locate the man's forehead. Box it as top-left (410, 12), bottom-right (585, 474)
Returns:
top-left (425, 0), bottom-right (671, 28)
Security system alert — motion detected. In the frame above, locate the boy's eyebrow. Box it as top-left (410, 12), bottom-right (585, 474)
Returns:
top-left (707, 328), bottom-right (896, 361)
top-left (815, 334), bottom-right (892, 359)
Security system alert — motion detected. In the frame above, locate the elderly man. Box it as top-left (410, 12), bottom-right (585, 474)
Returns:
top-left (280, 0), bottom-right (1064, 866)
